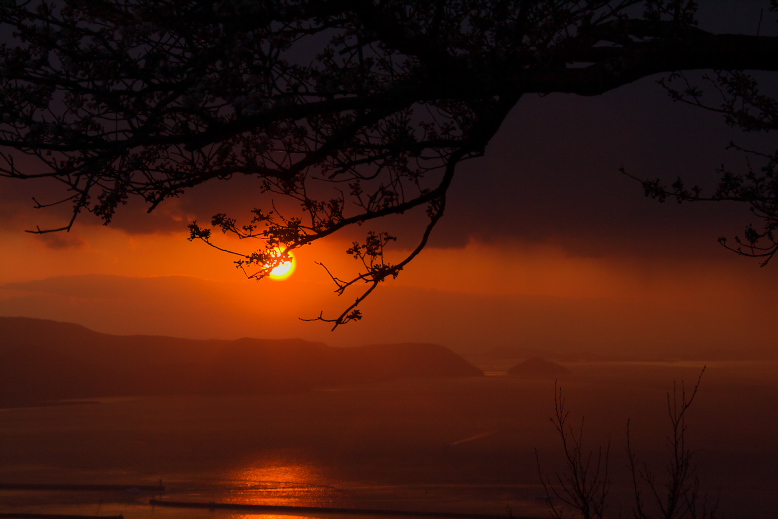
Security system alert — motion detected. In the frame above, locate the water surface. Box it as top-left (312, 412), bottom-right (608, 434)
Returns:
top-left (2, 363), bottom-right (776, 519)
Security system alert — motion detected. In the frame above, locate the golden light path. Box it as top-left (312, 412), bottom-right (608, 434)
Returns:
top-left (226, 454), bottom-right (332, 508)
top-left (268, 249), bottom-right (296, 280)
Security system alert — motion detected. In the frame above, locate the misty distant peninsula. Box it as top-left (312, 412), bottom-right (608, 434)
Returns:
top-left (0, 317), bottom-right (482, 403)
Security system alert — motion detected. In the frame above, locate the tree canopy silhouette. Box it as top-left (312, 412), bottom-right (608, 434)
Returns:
top-left (1, 0), bottom-right (777, 326)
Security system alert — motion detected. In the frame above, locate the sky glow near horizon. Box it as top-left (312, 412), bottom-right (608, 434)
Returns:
top-left (0, 1), bottom-right (777, 361)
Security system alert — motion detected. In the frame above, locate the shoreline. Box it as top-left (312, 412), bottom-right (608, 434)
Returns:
top-left (0, 514), bottom-right (123, 519)
top-left (0, 484), bottom-right (164, 493)
top-left (0, 400), bottom-right (101, 411)
top-left (149, 498), bottom-right (538, 519)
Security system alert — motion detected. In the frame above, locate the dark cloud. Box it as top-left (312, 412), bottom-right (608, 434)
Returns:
top-left (696, 0), bottom-right (776, 35)
top-left (434, 77), bottom-right (770, 262)
top-left (2, 274), bottom-right (217, 299)
top-left (0, 0), bottom-right (774, 263)
top-left (7, 76), bottom-right (763, 264)
top-left (37, 232), bottom-right (88, 250)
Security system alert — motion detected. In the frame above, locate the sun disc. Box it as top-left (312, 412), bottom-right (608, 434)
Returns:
top-left (268, 249), bottom-right (296, 280)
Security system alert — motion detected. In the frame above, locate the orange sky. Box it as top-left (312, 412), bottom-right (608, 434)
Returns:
top-left (1, 29), bottom-right (777, 361)
top-left (1, 206), bottom-right (776, 361)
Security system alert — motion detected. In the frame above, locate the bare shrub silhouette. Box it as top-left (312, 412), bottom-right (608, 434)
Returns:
top-left (536, 383), bottom-right (610, 519)
top-left (627, 368), bottom-right (718, 519)
top-left (537, 368), bottom-right (718, 519)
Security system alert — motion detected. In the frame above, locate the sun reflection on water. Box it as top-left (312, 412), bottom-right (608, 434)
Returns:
top-left (224, 453), bottom-right (336, 508)
top-left (232, 516), bottom-right (313, 519)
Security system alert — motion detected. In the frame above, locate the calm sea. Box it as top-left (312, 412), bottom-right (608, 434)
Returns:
top-left (2, 364), bottom-right (777, 519)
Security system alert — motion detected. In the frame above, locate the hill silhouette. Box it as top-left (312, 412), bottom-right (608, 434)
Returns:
top-left (0, 317), bottom-right (482, 402)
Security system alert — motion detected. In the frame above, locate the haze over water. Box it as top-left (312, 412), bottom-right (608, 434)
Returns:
top-left (2, 361), bottom-right (778, 519)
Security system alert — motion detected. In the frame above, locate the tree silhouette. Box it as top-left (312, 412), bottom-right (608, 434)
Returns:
top-left (1, 1), bottom-right (776, 326)
top-left (627, 68), bottom-right (778, 265)
top-left (538, 369), bottom-right (717, 519)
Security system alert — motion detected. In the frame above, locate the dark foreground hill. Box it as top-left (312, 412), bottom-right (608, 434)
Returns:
top-left (0, 317), bottom-right (482, 401)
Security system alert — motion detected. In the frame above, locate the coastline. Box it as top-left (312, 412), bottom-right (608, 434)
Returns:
top-left (149, 499), bottom-right (537, 519)
top-left (0, 484), bottom-right (164, 493)
top-left (0, 400), bottom-right (100, 411)
top-left (0, 514), bottom-right (123, 519)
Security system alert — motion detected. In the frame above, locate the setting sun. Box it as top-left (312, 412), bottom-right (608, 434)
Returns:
top-left (268, 249), bottom-right (296, 280)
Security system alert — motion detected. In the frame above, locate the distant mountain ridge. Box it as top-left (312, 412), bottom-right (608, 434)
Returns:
top-left (0, 317), bottom-right (482, 402)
